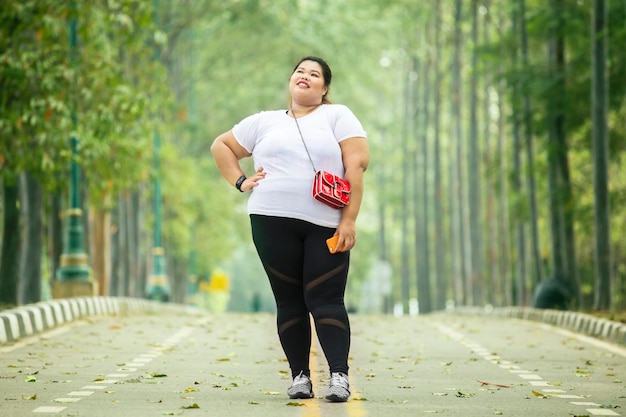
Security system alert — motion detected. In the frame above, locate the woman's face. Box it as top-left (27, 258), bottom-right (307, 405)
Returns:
top-left (289, 60), bottom-right (328, 106)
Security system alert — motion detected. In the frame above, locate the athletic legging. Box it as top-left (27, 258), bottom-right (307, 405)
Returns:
top-left (250, 214), bottom-right (350, 378)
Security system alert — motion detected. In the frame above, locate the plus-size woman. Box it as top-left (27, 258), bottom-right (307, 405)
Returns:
top-left (211, 56), bottom-right (369, 402)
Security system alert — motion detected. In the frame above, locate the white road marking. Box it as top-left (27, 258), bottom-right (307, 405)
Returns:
top-left (436, 322), bottom-right (623, 417)
top-left (519, 374), bottom-right (543, 380)
top-left (29, 323), bottom-right (198, 414)
top-left (67, 391), bottom-right (94, 396)
top-left (53, 398), bottom-right (81, 403)
top-left (587, 409), bottom-right (620, 416)
top-left (33, 406), bottom-right (67, 413)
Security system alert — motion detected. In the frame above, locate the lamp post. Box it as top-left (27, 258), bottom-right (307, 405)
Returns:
top-left (145, 128), bottom-right (170, 301)
top-left (56, 135), bottom-right (91, 281)
top-left (145, 0), bottom-right (170, 301)
top-left (53, 2), bottom-right (94, 298)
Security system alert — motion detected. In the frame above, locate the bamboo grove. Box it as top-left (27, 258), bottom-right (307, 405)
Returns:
top-left (0, 1), bottom-right (624, 313)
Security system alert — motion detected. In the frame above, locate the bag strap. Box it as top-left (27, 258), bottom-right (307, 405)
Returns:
top-left (292, 108), bottom-right (317, 173)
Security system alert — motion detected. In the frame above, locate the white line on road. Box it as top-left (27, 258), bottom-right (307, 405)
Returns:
top-left (587, 409), bottom-right (620, 416)
top-left (518, 374), bottom-right (543, 380)
top-left (528, 380), bottom-right (551, 386)
top-left (33, 406), bottom-right (67, 413)
top-left (67, 391), bottom-right (94, 396)
top-left (53, 398), bottom-right (81, 403)
top-left (435, 323), bottom-right (622, 417)
top-left (30, 323), bottom-right (199, 414)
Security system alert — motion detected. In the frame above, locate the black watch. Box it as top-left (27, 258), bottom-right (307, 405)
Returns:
top-left (235, 175), bottom-right (247, 192)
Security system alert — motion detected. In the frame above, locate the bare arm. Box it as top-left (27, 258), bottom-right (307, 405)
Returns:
top-left (335, 136), bottom-right (369, 251)
top-left (210, 130), bottom-right (264, 191)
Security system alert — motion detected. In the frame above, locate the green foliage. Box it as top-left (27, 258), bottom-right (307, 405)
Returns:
top-left (0, 0), bottom-right (73, 184)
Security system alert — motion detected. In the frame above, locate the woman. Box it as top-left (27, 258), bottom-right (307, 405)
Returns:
top-left (210, 56), bottom-right (369, 402)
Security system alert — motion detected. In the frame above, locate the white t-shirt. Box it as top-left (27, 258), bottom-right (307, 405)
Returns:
top-left (232, 104), bottom-right (367, 227)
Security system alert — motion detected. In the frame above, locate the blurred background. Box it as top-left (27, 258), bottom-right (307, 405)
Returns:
top-left (0, 0), bottom-right (624, 317)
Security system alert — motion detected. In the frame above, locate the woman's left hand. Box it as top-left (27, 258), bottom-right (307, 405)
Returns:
top-left (334, 219), bottom-right (356, 252)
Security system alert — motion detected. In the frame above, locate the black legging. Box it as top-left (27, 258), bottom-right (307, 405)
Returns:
top-left (250, 214), bottom-right (351, 378)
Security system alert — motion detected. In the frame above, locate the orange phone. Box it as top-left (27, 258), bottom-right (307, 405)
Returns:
top-left (326, 235), bottom-right (344, 254)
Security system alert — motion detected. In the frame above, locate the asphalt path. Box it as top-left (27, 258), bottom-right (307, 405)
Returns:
top-left (1, 309), bottom-right (625, 417)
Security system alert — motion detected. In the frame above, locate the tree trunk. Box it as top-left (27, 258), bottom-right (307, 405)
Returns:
top-left (415, 50), bottom-right (432, 314)
top-left (19, 172), bottom-right (43, 304)
top-left (511, 2), bottom-right (527, 306)
top-left (591, 0), bottom-right (611, 310)
top-left (49, 193), bottom-right (63, 286)
top-left (496, 19), bottom-right (513, 307)
top-left (482, 0), bottom-right (498, 306)
top-left (120, 192), bottom-right (131, 296)
top-left (519, 0), bottom-right (544, 289)
top-left (376, 144), bottom-right (391, 313)
top-left (130, 191), bottom-right (142, 297)
top-left (170, 254), bottom-right (188, 304)
top-left (498, 118), bottom-right (513, 306)
top-left (400, 63), bottom-right (412, 314)
top-left (468, 0), bottom-right (483, 306)
top-left (110, 201), bottom-right (120, 296)
top-left (433, 0), bottom-right (447, 311)
top-left (0, 181), bottom-right (21, 307)
top-left (90, 200), bottom-right (111, 296)
top-left (451, 0), bottom-right (467, 305)
top-left (548, 0), bottom-right (579, 305)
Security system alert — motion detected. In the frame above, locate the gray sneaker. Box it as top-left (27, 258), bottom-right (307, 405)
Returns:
top-left (287, 371), bottom-right (314, 399)
top-left (325, 372), bottom-right (350, 402)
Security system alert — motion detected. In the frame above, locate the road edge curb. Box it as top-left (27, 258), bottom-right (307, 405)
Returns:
top-left (448, 306), bottom-right (626, 347)
top-left (0, 297), bottom-right (182, 345)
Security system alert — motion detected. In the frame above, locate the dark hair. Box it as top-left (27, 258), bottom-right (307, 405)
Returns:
top-left (292, 56), bottom-right (332, 103)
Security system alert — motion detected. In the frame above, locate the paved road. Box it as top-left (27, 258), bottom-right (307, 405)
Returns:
top-left (1, 308), bottom-right (625, 417)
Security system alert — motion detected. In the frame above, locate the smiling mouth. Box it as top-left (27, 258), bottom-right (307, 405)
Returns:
top-left (297, 81), bottom-right (309, 88)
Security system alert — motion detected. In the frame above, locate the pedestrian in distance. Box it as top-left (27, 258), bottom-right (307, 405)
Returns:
top-left (210, 55), bottom-right (369, 402)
